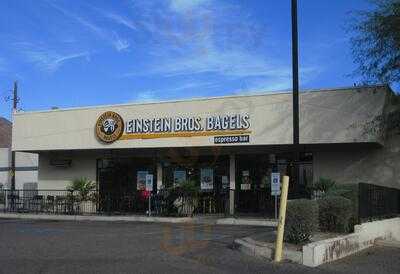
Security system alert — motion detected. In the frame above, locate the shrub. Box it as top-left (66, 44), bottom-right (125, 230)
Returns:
top-left (326, 184), bottom-right (359, 231)
top-left (67, 177), bottom-right (96, 202)
top-left (179, 180), bottom-right (200, 197)
top-left (162, 180), bottom-right (200, 217)
top-left (318, 196), bottom-right (353, 233)
top-left (314, 178), bottom-right (336, 192)
top-left (284, 199), bottom-right (319, 244)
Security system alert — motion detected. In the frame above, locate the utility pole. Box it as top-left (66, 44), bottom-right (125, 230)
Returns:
top-left (10, 81), bottom-right (18, 191)
top-left (291, 0), bottom-right (300, 189)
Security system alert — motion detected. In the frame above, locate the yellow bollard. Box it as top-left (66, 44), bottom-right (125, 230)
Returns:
top-left (274, 175), bottom-right (289, 263)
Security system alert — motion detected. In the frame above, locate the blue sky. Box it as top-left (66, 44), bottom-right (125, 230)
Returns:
top-left (0, 0), bottom-right (388, 119)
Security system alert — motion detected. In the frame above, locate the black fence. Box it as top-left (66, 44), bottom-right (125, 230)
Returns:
top-left (0, 189), bottom-right (228, 217)
top-left (235, 191), bottom-right (276, 217)
top-left (0, 189), bottom-right (98, 215)
top-left (358, 183), bottom-right (400, 221)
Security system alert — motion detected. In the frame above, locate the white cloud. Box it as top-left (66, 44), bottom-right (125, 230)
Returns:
top-left (123, 1), bottom-right (301, 80)
top-left (130, 81), bottom-right (218, 102)
top-left (123, 1), bottom-right (323, 93)
top-left (100, 11), bottom-right (137, 30)
top-left (113, 39), bottom-right (130, 52)
top-left (49, 2), bottom-right (106, 38)
top-left (32, 51), bottom-right (89, 72)
top-left (111, 32), bottom-right (130, 51)
top-left (234, 67), bottom-right (322, 94)
top-left (15, 42), bottom-right (89, 72)
top-left (169, 0), bottom-right (211, 13)
top-left (132, 90), bottom-right (159, 102)
top-left (48, 2), bottom-right (131, 53)
top-left (148, 48), bottom-right (291, 78)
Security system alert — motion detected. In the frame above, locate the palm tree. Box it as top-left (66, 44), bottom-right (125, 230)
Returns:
top-left (67, 177), bottom-right (96, 202)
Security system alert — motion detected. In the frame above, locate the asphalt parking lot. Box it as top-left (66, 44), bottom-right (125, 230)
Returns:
top-left (0, 219), bottom-right (399, 274)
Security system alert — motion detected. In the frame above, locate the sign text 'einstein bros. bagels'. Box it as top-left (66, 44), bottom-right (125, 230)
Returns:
top-left (95, 111), bottom-right (251, 144)
top-left (125, 114), bottom-right (250, 134)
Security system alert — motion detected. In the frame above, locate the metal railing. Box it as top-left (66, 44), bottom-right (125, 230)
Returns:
top-left (0, 189), bottom-right (97, 215)
top-left (0, 189), bottom-right (228, 217)
top-left (358, 183), bottom-right (400, 221)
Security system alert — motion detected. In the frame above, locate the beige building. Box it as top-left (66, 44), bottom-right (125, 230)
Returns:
top-left (0, 118), bottom-right (38, 190)
top-left (0, 148), bottom-right (38, 190)
top-left (11, 85), bottom-right (399, 214)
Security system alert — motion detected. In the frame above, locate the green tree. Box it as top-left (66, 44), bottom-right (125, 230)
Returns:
top-left (350, 0), bottom-right (400, 84)
top-left (67, 177), bottom-right (96, 202)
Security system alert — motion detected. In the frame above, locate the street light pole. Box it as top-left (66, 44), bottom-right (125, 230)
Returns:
top-left (11, 81), bottom-right (18, 191)
top-left (291, 0), bottom-right (300, 188)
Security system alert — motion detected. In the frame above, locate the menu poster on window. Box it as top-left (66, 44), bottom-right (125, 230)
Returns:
top-left (145, 174), bottom-right (154, 192)
top-left (221, 176), bottom-right (229, 192)
top-left (241, 170), bottom-right (251, 191)
top-left (201, 168), bottom-right (214, 190)
top-left (173, 170), bottom-right (186, 187)
top-left (137, 171), bottom-right (148, 190)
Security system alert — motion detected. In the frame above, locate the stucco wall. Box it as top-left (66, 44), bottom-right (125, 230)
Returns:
top-left (0, 148), bottom-right (38, 189)
top-left (303, 217), bottom-right (400, 267)
top-left (314, 133), bottom-right (400, 189)
top-left (38, 152), bottom-right (96, 190)
top-left (13, 86), bottom-right (388, 151)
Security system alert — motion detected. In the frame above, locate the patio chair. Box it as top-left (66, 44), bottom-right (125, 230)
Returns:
top-left (7, 194), bottom-right (20, 212)
top-left (31, 195), bottom-right (44, 213)
top-left (55, 196), bottom-right (67, 214)
top-left (45, 195), bottom-right (55, 213)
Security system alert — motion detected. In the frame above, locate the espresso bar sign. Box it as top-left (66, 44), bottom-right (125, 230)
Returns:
top-left (214, 135), bottom-right (250, 144)
top-left (95, 111), bottom-right (251, 143)
top-left (125, 114), bottom-right (250, 134)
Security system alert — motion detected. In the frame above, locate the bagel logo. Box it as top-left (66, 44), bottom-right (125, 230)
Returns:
top-left (96, 111), bottom-right (124, 143)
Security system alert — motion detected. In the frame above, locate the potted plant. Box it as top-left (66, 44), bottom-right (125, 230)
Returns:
top-left (67, 177), bottom-right (97, 214)
top-left (172, 180), bottom-right (200, 216)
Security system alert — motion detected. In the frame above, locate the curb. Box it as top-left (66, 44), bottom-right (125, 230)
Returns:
top-left (217, 218), bottom-right (277, 227)
top-left (375, 239), bottom-right (400, 248)
top-left (0, 213), bottom-right (277, 227)
top-left (0, 213), bottom-right (192, 224)
top-left (234, 237), bottom-right (302, 264)
top-left (234, 217), bottom-right (400, 267)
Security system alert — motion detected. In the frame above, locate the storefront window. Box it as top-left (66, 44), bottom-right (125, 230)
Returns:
top-left (173, 170), bottom-right (187, 187)
top-left (200, 168), bottom-right (214, 191)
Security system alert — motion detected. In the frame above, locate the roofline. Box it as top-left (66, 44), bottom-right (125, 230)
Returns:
top-left (12, 141), bottom-right (383, 153)
top-left (13, 84), bottom-right (389, 116)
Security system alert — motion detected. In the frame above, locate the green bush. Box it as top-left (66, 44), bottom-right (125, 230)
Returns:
top-left (67, 177), bottom-right (96, 202)
top-left (326, 184), bottom-right (359, 230)
top-left (284, 199), bottom-right (319, 244)
top-left (162, 180), bottom-right (200, 217)
top-left (179, 180), bottom-right (200, 197)
top-left (318, 196), bottom-right (353, 233)
top-left (313, 178), bottom-right (336, 192)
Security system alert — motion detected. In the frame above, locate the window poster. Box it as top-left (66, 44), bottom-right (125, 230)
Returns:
top-left (241, 170), bottom-right (251, 191)
top-left (173, 170), bottom-right (186, 187)
top-left (145, 174), bottom-right (154, 192)
top-left (201, 168), bottom-right (214, 190)
top-left (137, 171), bottom-right (148, 190)
top-left (221, 176), bottom-right (229, 191)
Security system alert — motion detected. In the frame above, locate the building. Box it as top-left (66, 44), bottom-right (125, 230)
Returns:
top-left (0, 117), bottom-right (38, 190)
top-left (11, 85), bottom-right (400, 215)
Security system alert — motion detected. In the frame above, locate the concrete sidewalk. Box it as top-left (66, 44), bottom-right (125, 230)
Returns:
top-left (0, 213), bottom-right (278, 227)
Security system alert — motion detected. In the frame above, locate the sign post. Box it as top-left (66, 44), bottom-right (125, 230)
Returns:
top-left (146, 174), bottom-right (154, 216)
top-left (274, 175), bottom-right (290, 263)
top-left (271, 172), bottom-right (281, 220)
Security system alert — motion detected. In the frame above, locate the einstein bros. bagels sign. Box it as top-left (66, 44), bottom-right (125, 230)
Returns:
top-left (95, 111), bottom-right (251, 144)
top-left (95, 111), bottom-right (124, 143)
